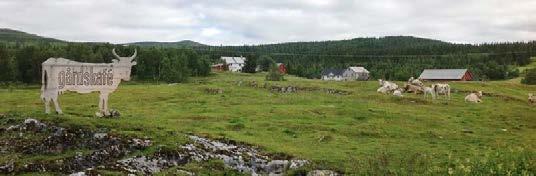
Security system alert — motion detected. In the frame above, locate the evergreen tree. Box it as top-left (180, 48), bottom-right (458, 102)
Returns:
top-left (522, 68), bottom-right (536, 85)
top-left (257, 55), bottom-right (275, 72)
top-left (266, 63), bottom-right (284, 81)
top-left (242, 54), bottom-right (257, 73)
top-left (160, 54), bottom-right (189, 83)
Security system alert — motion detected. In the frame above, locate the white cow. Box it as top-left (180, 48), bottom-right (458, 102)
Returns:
top-left (41, 49), bottom-right (137, 116)
top-left (528, 93), bottom-right (535, 105)
top-left (432, 83), bottom-right (451, 100)
top-left (408, 77), bottom-right (424, 87)
top-left (465, 91), bottom-right (483, 103)
top-left (378, 79), bottom-right (399, 93)
top-left (377, 86), bottom-right (389, 94)
top-left (423, 86), bottom-right (436, 99)
top-left (393, 89), bottom-right (403, 97)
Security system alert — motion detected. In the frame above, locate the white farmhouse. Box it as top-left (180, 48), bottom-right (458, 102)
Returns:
top-left (321, 69), bottom-right (346, 81)
top-left (343, 67), bottom-right (370, 80)
top-left (322, 67), bottom-right (370, 81)
top-left (221, 56), bottom-right (246, 72)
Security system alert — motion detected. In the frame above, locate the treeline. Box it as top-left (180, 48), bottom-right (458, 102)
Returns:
top-left (195, 36), bottom-right (536, 56)
top-left (0, 42), bottom-right (210, 84)
top-left (1, 35), bottom-right (535, 83)
top-left (194, 36), bottom-right (535, 80)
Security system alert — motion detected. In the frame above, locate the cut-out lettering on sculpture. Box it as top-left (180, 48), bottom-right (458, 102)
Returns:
top-left (40, 49), bottom-right (137, 117)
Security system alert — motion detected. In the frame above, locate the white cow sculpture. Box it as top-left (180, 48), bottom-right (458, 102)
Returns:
top-left (41, 49), bottom-right (137, 116)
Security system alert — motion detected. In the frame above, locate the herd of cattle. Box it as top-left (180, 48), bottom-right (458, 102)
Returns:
top-left (377, 77), bottom-right (485, 103)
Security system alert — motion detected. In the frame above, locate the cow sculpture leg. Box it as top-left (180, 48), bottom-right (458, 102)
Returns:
top-left (43, 97), bottom-right (51, 114)
top-left (52, 96), bottom-right (63, 114)
top-left (42, 90), bottom-right (63, 114)
top-left (96, 92), bottom-right (111, 117)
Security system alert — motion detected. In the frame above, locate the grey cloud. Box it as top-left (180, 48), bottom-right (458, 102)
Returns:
top-left (0, 0), bottom-right (534, 45)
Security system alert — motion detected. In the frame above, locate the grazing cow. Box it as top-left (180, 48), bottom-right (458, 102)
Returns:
top-left (403, 83), bottom-right (424, 94)
top-left (393, 89), bottom-right (403, 97)
top-left (432, 83), bottom-right (451, 100)
top-left (41, 49), bottom-right (137, 116)
top-left (529, 93), bottom-right (536, 105)
top-left (377, 86), bottom-right (389, 94)
top-left (423, 86), bottom-right (436, 99)
top-left (408, 77), bottom-right (424, 87)
top-left (465, 91), bottom-right (483, 103)
top-left (378, 79), bottom-right (399, 92)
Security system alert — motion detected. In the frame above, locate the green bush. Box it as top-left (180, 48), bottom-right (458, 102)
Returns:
top-left (521, 68), bottom-right (536, 85)
top-left (266, 63), bottom-right (284, 81)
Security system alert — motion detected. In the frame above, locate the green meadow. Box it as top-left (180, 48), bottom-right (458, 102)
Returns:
top-left (1, 72), bottom-right (535, 175)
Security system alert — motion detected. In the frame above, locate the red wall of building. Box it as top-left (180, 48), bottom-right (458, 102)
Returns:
top-left (278, 64), bottom-right (287, 74)
top-left (461, 71), bottom-right (473, 81)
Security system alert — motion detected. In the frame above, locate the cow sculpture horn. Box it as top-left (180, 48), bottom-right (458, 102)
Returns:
top-left (112, 48), bottom-right (137, 61)
top-left (130, 49), bottom-right (137, 59)
top-left (112, 48), bottom-right (120, 59)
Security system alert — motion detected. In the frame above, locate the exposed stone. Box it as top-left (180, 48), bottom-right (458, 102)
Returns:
top-left (69, 171), bottom-right (86, 176)
top-left (109, 109), bottom-right (121, 118)
top-left (183, 135), bottom-right (309, 175)
top-left (6, 125), bottom-right (20, 131)
top-left (176, 169), bottom-right (195, 176)
top-left (24, 118), bottom-right (47, 132)
top-left (2, 119), bottom-right (310, 175)
top-left (290, 160), bottom-right (309, 169)
top-left (116, 156), bottom-right (162, 174)
top-left (130, 138), bottom-right (152, 149)
top-left (307, 170), bottom-right (340, 176)
top-left (94, 133), bottom-right (108, 139)
top-left (0, 162), bottom-right (14, 173)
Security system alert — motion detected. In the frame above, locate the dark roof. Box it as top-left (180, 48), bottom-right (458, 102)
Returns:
top-left (419, 69), bottom-right (469, 80)
top-left (321, 69), bottom-right (345, 76)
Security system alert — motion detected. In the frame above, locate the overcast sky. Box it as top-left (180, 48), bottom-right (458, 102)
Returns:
top-left (0, 0), bottom-right (534, 45)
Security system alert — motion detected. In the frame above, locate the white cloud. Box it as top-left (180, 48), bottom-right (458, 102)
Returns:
top-left (200, 27), bottom-right (221, 37)
top-left (0, 0), bottom-right (534, 45)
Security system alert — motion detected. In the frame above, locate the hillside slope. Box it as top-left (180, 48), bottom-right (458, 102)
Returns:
top-left (126, 40), bottom-right (206, 48)
top-left (0, 73), bottom-right (534, 174)
top-left (0, 28), bottom-right (64, 43)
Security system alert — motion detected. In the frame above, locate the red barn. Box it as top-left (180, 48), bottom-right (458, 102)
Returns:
top-left (276, 63), bottom-right (287, 74)
top-left (211, 64), bottom-right (226, 72)
top-left (418, 69), bottom-right (473, 81)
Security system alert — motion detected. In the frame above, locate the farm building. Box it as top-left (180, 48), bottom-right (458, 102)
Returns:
top-left (221, 56), bottom-right (246, 72)
top-left (418, 69), bottom-right (473, 81)
top-left (276, 63), bottom-right (287, 74)
top-left (321, 69), bottom-right (346, 81)
top-left (322, 67), bottom-right (371, 81)
top-left (343, 67), bottom-right (370, 80)
top-left (211, 64), bottom-right (226, 72)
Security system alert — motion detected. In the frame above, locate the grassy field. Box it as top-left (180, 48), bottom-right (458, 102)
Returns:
top-left (1, 72), bottom-right (535, 175)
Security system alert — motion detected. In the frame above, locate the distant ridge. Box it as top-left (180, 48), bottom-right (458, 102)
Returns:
top-left (0, 28), bottom-right (64, 43)
top-left (126, 40), bottom-right (206, 48)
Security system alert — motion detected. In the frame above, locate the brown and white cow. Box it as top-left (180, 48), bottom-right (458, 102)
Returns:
top-left (41, 49), bottom-right (137, 116)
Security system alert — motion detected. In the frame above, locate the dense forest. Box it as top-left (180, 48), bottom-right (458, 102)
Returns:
top-left (0, 28), bottom-right (534, 84)
top-left (193, 36), bottom-right (535, 80)
top-left (0, 42), bottom-right (210, 84)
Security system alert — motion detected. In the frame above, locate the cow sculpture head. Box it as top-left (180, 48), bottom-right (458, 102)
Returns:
top-left (112, 48), bottom-right (137, 81)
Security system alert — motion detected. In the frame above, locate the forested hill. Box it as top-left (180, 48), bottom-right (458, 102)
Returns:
top-left (0, 28), bottom-right (535, 83)
top-left (200, 36), bottom-right (453, 55)
top-left (0, 28), bottom-right (64, 43)
top-left (127, 40), bottom-right (206, 48)
top-left (195, 36), bottom-right (535, 56)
